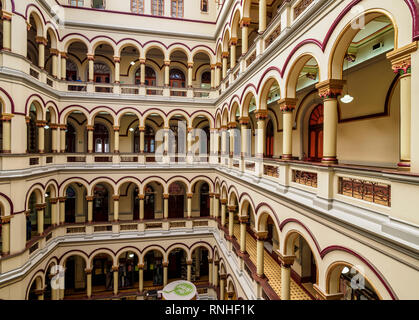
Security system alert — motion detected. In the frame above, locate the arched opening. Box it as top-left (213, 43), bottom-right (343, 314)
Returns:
top-left (191, 247), bottom-right (209, 283)
top-left (44, 108), bottom-right (54, 154)
top-left (63, 256), bottom-right (87, 299)
top-left (199, 182), bottom-right (210, 217)
top-left (265, 119), bottom-right (274, 158)
top-left (94, 123), bottom-right (110, 153)
top-left (66, 41), bottom-right (88, 81)
top-left (118, 182), bottom-right (140, 221)
top-left (26, 191), bottom-right (41, 242)
top-left (192, 115), bottom-right (211, 160)
top-left (168, 114), bottom-right (187, 160)
top-left (93, 183), bottom-right (111, 222)
top-left (120, 45), bottom-right (139, 85)
top-left (26, 15), bottom-right (40, 67)
top-left (117, 251), bottom-right (139, 290)
top-left (308, 104), bottom-right (323, 162)
top-left (168, 182), bottom-right (186, 218)
top-left (169, 68), bottom-right (186, 96)
top-left (64, 183), bottom-right (87, 223)
top-left (91, 253), bottom-right (113, 294)
top-left (93, 62), bottom-right (111, 84)
top-left (65, 111), bottom-right (88, 153)
top-left (168, 248), bottom-right (187, 281)
top-left (65, 123), bottom-right (77, 153)
top-left (26, 103), bottom-right (40, 154)
top-left (65, 185), bottom-right (77, 223)
top-left (143, 250), bottom-right (163, 287)
top-left (143, 182), bottom-right (161, 220)
top-left (28, 276), bottom-right (44, 300)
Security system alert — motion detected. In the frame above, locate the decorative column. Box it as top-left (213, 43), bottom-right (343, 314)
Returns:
top-left (215, 62), bottom-right (222, 87)
top-left (139, 58), bottom-right (146, 85)
top-left (222, 51), bottom-right (229, 79)
top-left (113, 126), bottom-right (120, 153)
top-left (315, 80), bottom-right (345, 164)
top-left (138, 263), bottom-right (144, 293)
top-left (239, 116), bottom-right (250, 171)
top-left (214, 194), bottom-right (220, 219)
top-left (228, 205), bottom-right (236, 238)
top-left (138, 194), bottom-right (145, 220)
top-left (255, 231), bottom-right (268, 278)
top-left (112, 265), bottom-right (119, 296)
top-left (50, 124), bottom-right (58, 153)
top-left (220, 198), bottom-right (227, 227)
top-left (387, 43), bottom-right (418, 169)
top-left (212, 128), bottom-right (219, 161)
top-left (186, 260), bottom-right (192, 282)
top-left (255, 110), bottom-right (268, 176)
top-left (114, 56), bottom-right (121, 84)
top-left (278, 253), bottom-right (295, 300)
top-left (1, 215), bottom-right (11, 255)
top-left (112, 195), bottom-right (119, 221)
top-left (163, 127), bottom-right (170, 156)
top-left (209, 193), bottom-right (214, 217)
top-left (59, 197), bottom-right (66, 224)
top-left (163, 262), bottom-right (168, 287)
top-left (220, 125), bottom-right (227, 158)
top-left (213, 260), bottom-right (219, 287)
top-left (85, 268), bottom-right (92, 299)
top-left (86, 196), bottom-right (94, 223)
top-left (59, 125), bottom-right (67, 153)
top-left (35, 277), bottom-right (44, 300)
top-left (49, 197), bottom-right (59, 226)
top-left (139, 126), bottom-right (145, 154)
top-left (239, 216), bottom-right (248, 254)
top-left (50, 271), bottom-right (59, 300)
top-left (164, 60), bottom-right (170, 87)
top-left (230, 38), bottom-right (237, 69)
top-left (36, 120), bottom-right (46, 153)
top-left (259, 0), bottom-right (267, 34)
top-left (208, 258), bottom-right (213, 285)
top-left (187, 62), bottom-right (194, 88)
top-left (35, 36), bottom-right (47, 69)
top-left (228, 122), bottom-right (237, 159)
top-left (219, 273), bottom-right (226, 300)
top-left (163, 194), bottom-right (169, 219)
top-left (187, 193), bottom-right (193, 218)
top-left (240, 18), bottom-right (251, 55)
top-left (227, 291), bottom-right (234, 300)
top-left (279, 98), bottom-right (298, 160)
top-left (210, 64), bottom-right (216, 89)
top-left (1, 11), bottom-right (12, 51)
top-left (87, 54), bottom-right (95, 82)
top-left (0, 113), bottom-right (13, 153)
top-left (87, 125), bottom-right (94, 153)
top-left (60, 52), bottom-right (67, 80)
top-left (36, 203), bottom-right (46, 235)
top-left (49, 49), bottom-right (59, 78)
top-left (187, 127), bottom-right (194, 163)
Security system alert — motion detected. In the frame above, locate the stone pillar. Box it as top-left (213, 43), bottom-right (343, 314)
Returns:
top-left (138, 194), bottom-right (145, 220)
top-left (239, 216), bottom-right (248, 254)
top-left (222, 51), bottom-right (229, 79)
top-left (50, 124), bottom-right (58, 153)
top-left (220, 199), bottom-right (227, 227)
top-left (36, 204), bottom-right (46, 235)
top-left (214, 194), bottom-right (220, 218)
top-left (61, 52), bottom-right (67, 80)
top-left (387, 43), bottom-right (418, 169)
top-left (113, 195), bottom-right (119, 221)
top-left (163, 262), bottom-right (168, 287)
top-left (187, 62), bottom-right (193, 88)
top-left (114, 56), bottom-right (120, 84)
top-left (85, 268), bottom-right (92, 298)
top-left (35, 277), bottom-right (44, 300)
top-left (59, 197), bottom-right (66, 224)
top-left (50, 49), bottom-right (59, 78)
top-left (187, 260), bottom-right (192, 282)
top-left (228, 122), bottom-right (237, 159)
top-left (279, 98), bottom-right (298, 160)
top-left (1, 215), bottom-right (11, 255)
top-left (87, 125), bottom-right (94, 153)
top-left (112, 265), bottom-right (119, 296)
top-left (113, 126), bottom-right (120, 153)
top-left (87, 54), bottom-right (95, 82)
top-left (239, 117), bottom-right (250, 171)
top-left (138, 264), bottom-right (144, 293)
top-left (163, 194), bottom-right (169, 219)
top-left (230, 38), bottom-right (237, 69)
top-left (187, 193), bottom-right (193, 218)
top-left (219, 274), bottom-right (226, 300)
top-left (187, 127), bottom-right (193, 163)
top-left (255, 110), bottom-right (268, 176)
top-left (35, 36), bottom-right (47, 69)
top-left (59, 125), bottom-right (67, 153)
top-left (215, 62), bottom-right (222, 87)
top-left (164, 60), bottom-right (170, 87)
top-left (277, 253), bottom-right (296, 300)
top-left (220, 126), bottom-right (227, 157)
top-left (228, 205), bottom-right (236, 237)
top-left (139, 126), bottom-right (145, 154)
top-left (36, 120), bottom-right (46, 154)
top-left (255, 231), bottom-right (268, 278)
top-left (259, 0), bottom-right (267, 34)
top-left (210, 64), bottom-right (216, 88)
top-left (315, 80), bottom-right (345, 164)
top-left (1, 11), bottom-right (12, 51)
top-left (208, 258), bottom-right (213, 285)
top-left (240, 18), bottom-right (251, 55)
top-left (213, 261), bottom-right (219, 287)
top-left (0, 113), bottom-right (13, 153)
top-left (86, 196), bottom-right (94, 223)
top-left (209, 193), bottom-right (214, 217)
top-left (49, 198), bottom-right (58, 226)
top-left (139, 58), bottom-right (146, 85)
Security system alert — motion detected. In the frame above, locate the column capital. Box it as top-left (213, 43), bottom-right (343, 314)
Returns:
top-left (49, 48), bottom-right (60, 56)
top-left (0, 215), bottom-right (12, 224)
top-left (227, 205), bottom-right (237, 213)
top-left (215, 62), bottom-right (222, 68)
top-left (228, 122), bottom-right (237, 129)
top-left (58, 197), bottom-right (67, 202)
top-left (84, 268), bottom-right (92, 275)
top-left (49, 197), bottom-right (59, 204)
top-left (187, 62), bottom-right (194, 69)
top-left (186, 193), bottom-right (193, 199)
top-left (219, 273), bottom-right (227, 280)
top-left (278, 98), bottom-right (298, 112)
top-left (35, 203), bottom-right (47, 210)
top-left (138, 126), bottom-right (146, 132)
top-left (112, 265), bottom-right (119, 272)
top-left (186, 260), bottom-right (193, 265)
top-left (0, 113), bottom-right (14, 121)
top-left (222, 51), bottom-right (229, 58)
top-left (86, 196), bottom-right (94, 202)
top-left (58, 124), bottom-right (67, 130)
top-left (229, 37), bottom-right (238, 46)
top-left (276, 252), bottom-right (296, 267)
top-left (35, 36), bottom-right (48, 46)
top-left (316, 79), bottom-right (345, 99)
top-left (220, 199), bottom-right (227, 205)
top-left (162, 262), bottom-right (169, 268)
top-left (87, 54), bottom-right (95, 61)
top-left (210, 64), bottom-right (216, 70)
top-left (35, 120), bottom-right (47, 127)
top-left (214, 193), bottom-right (220, 199)
top-left (227, 291), bottom-right (235, 298)
top-left (137, 194), bottom-right (145, 200)
top-left (387, 42), bottom-right (418, 75)
top-left (60, 52), bottom-right (68, 59)
top-left (137, 263), bottom-right (144, 269)
top-left (239, 116), bottom-right (250, 125)
top-left (86, 125), bottom-right (94, 131)
top-left (164, 60), bottom-right (171, 66)
top-left (255, 231), bottom-right (268, 241)
top-left (113, 56), bottom-right (121, 63)
top-left (113, 126), bottom-right (120, 132)
top-left (240, 17), bottom-right (251, 28)
top-left (139, 58), bottom-right (146, 64)
top-left (255, 110), bottom-right (268, 120)
top-left (220, 125), bottom-right (228, 131)
top-left (163, 193), bottom-right (169, 199)
top-left (238, 215), bottom-right (249, 224)
top-left (1, 11), bottom-right (12, 21)
top-left (208, 258), bottom-right (213, 263)
top-left (112, 195), bottom-right (120, 201)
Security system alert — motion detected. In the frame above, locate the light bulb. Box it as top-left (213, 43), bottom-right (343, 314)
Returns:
top-left (44, 125), bottom-right (50, 130)
top-left (340, 94), bottom-right (354, 104)
top-left (342, 267), bottom-right (350, 274)
top-left (129, 127), bottom-right (135, 132)
top-left (130, 61), bottom-right (135, 66)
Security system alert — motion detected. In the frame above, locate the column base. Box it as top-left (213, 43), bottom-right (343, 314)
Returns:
top-left (282, 154), bottom-right (293, 160)
top-left (321, 157), bottom-right (338, 164)
top-left (398, 161), bottom-right (411, 170)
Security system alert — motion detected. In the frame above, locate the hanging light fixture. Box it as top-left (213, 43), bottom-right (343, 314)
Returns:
top-left (129, 127), bottom-right (135, 132)
top-left (44, 124), bottom-right (50, 130)
top-left (342, 266), bottom-right (350, 274)
top-left (340, 55), bottom-right (354, 104)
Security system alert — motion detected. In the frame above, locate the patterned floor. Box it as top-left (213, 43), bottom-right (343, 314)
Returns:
top-left (233, 224), bottom-right (312, 300)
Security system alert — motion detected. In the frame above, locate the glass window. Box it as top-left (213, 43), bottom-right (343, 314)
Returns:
top-left (69, 0), bottom-right (84, 6)
top-left (152, 0), bottom-right (164, 16)
top-left (201, 0), bottom-right (208, 12)
top-left (131, 0), bottom-right (144, 13)
top-left (92, 0), bottom-right (105, 9)
top-left (171, 0), bottom-right (183, 18)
